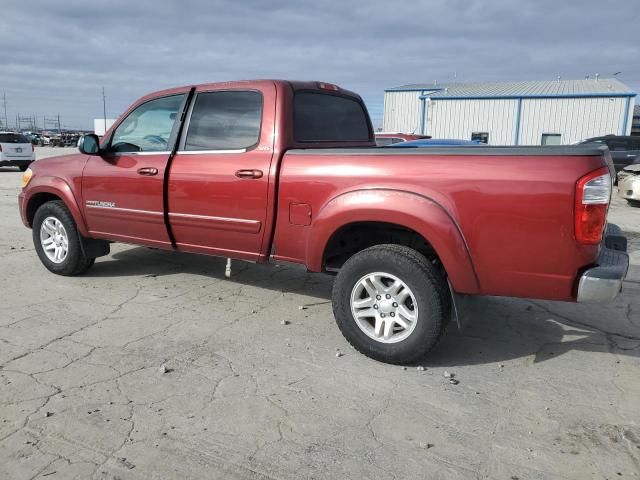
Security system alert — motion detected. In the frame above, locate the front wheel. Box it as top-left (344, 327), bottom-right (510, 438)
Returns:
top-left (332, 244), bottom-right (450, 364)
top-left (33, 200), bottom-right (95, 276)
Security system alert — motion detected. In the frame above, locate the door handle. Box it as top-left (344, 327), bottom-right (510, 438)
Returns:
top-left (137, 167), bottom-right (158, 176)
top-left (235, 169), bottom-right (263, 179)
top-left (627, 154), bottom-right (637, 158)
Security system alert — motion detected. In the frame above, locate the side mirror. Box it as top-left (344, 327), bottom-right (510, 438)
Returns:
top-left (78, 134), bottom-right (101, 155)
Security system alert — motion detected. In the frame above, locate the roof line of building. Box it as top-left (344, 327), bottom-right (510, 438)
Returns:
top-left (415, 93), bottom-right (637, 100)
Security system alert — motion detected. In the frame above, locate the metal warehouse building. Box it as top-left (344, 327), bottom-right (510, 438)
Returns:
top-left (383, 78), bottom-right (636, 145)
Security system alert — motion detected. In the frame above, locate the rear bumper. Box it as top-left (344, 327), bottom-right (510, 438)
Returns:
top-left (577, 225), bottom-right (629, 303)
top-left (0, 158), bottom-right (33, 167)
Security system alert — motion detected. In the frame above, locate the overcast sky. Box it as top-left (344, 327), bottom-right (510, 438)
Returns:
top-left (1, 0), bottom-right (639, 130)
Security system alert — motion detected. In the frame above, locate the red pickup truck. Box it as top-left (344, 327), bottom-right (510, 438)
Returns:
top-left (19, 80), bottom-right (629, 364)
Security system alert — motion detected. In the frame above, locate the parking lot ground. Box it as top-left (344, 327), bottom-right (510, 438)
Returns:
top-left (1, 162), bottom-right (639, 479)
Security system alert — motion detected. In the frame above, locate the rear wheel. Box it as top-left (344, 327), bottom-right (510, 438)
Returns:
top-left (18, 163), bottom-right (31, 172)
top-left (33, 201), bottom-right (95, 276)
top-left (627, 199), bottom-right (640, 208)
top-left (332, 244), bottom-right (450, 364)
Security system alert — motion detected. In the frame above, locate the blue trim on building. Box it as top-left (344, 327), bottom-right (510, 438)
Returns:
top-left (418, 93), bottom-right (636, 100)
top-left (514, 98), bottom-right (522, 145)
top-left (621, 96), bottom-right (632, 135)
top-left (385, 88), bottom-right (443, 93)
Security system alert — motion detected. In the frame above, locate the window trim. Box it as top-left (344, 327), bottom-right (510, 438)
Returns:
top-left (104, 93), bottom-right (188, 155)
top-left (541, 133), bottom-right (562, 146)
top-left (177, 89), bottom-right (264, 153)
top-left (293, 89), bottom-right (374, 144)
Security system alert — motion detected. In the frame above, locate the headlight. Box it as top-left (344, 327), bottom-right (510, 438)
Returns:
top-left (21, 168), bottom-right (33, 188)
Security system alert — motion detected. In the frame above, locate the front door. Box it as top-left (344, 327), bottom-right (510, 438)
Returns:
top-left (82, 93), bottom-right (187, 247)
top-left (168, 85), bottom-right (275, 260)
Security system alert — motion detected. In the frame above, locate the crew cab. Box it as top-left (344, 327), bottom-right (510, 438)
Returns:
top-left (18, 80), bottom-right (629, 364)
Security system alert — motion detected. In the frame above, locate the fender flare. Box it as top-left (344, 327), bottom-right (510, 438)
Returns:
top-left (23, 176), bottom-right (89, 237)
top-left (306, 188), bottom-right (480, 294)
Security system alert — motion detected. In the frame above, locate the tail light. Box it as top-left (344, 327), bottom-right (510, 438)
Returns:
top-left (575, 167), bottom-right (611, 245)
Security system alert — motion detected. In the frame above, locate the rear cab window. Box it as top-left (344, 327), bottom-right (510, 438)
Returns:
top-left (294, 92), bottom-right (372, 143)
top-left (0, 133), bottom-right (30, 143)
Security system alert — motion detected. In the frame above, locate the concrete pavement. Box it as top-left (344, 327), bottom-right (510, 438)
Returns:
top-left (1, 161), bottom-right (639, 479)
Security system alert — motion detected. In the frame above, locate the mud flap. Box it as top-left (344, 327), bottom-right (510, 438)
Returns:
top-left (448, 279), bottom-right (472, 331)
top-left (78, 234), bottom-right (110, 259)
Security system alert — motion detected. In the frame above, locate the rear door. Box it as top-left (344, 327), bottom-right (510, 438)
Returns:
top-left (82, 92), bottom-right (188, 247)
top-left (167, 84), bottom-right (276, 260)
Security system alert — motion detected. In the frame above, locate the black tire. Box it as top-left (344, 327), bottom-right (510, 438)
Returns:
top-left (627, 199), bottom-right (640, 208)
top-left (32, 200), bottom-right (95, 276)
top-left (332, 244), bottom-right (451, 364)
top-left (18, 163), bottom-right (31, 172)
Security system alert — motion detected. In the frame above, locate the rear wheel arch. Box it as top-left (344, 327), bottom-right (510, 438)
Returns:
top-left (308, 189), bottom-right (480, 294)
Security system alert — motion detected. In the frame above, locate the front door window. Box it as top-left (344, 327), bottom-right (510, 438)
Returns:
top-left (110, 95), bottom-right (185, 153)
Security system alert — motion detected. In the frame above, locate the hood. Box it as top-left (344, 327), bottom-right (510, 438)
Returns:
top-left (31, 153), bottom-right (90, 176)
top-left (621, 164), bottom-right (640, 174)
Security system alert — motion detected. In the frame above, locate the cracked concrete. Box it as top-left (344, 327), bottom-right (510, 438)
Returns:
top-left (1, 160), bottom-right (640, 479)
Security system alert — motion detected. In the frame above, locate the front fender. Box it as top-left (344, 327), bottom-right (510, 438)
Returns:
top-left (307, 189), bottom-right (480, 294)
top-left (22, 176), bottom-right (89, 236)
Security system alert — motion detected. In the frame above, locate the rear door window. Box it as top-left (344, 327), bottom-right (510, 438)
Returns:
top-left (184, 91), bottom-right (262, 151)
top-left (294, 92), bottom-right (371, 142)
top-left (0, 133), bottom-right (30, 143)
top-left (605, 138), bottom-right (630, 151)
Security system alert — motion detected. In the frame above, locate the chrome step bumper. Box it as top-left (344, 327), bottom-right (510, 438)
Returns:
top-left (577, 225), bottom-right (629, 303)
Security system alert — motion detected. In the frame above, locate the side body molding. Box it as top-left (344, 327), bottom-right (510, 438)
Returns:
top-left (23, 176), bottom-right (89, 237)
top-left (306, 189), bottom-right (481, 294)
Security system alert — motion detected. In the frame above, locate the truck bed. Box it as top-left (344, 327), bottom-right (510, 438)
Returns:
top-left (273, 145), bottom-right (610, 301)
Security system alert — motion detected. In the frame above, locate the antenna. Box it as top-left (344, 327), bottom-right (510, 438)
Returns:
top-left (102, 87), bottom-right (107, 134)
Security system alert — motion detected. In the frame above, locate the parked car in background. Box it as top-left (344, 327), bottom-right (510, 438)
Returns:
top-left (617, 164), bottom-right (640, 206)
top-left (18, 79), bottom-right (628, 364)
top-left (0, 132), bottom-right (35, 171)
top-left (578, 135), bottom-right (640, 173)
top-left (375, 132), bottom-right (430, 146)
top-left (387, 138), bottom-right (484, 148)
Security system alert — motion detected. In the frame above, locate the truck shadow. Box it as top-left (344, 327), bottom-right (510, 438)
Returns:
top-left (85, 246), bottom-right (640, 366)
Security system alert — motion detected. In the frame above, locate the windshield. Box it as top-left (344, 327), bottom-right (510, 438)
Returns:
top-left (0, 133), bottom-right (30, 143)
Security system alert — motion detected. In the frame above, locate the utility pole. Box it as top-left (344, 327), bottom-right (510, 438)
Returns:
top-left (2, 93), bottom-right (7, 131)
top-left (102, 87), bottom-right (107, 134)
top-left (57, 114), bottom-right (61, 135)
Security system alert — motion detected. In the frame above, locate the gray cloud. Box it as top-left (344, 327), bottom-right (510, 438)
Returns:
top-left (1, 0), bottom-right (638, 129)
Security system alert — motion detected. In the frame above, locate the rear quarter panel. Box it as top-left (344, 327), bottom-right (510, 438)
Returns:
top-left (273, 149), bottom-right (606, 300)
